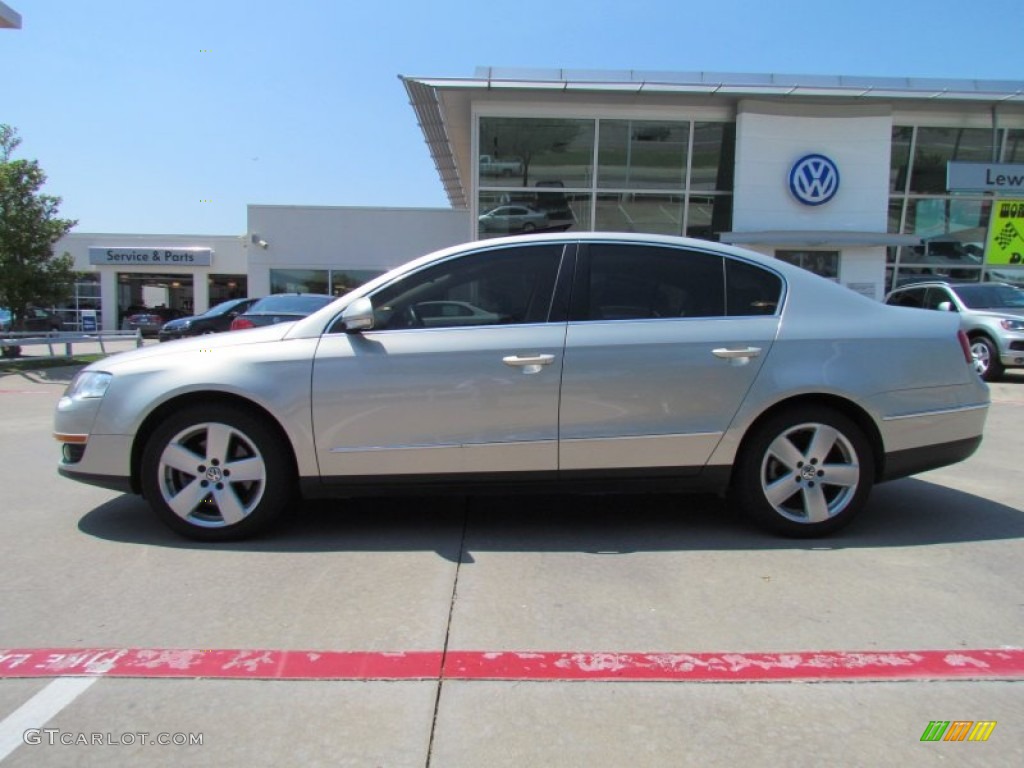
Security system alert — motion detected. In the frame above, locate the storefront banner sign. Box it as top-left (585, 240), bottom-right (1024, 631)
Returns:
top-left (948, 162), bottom-right (1024, 193)
top-left (984, 199), bottom-right (1024, 265)
top-left (88, 248), bottom-right (212, 266)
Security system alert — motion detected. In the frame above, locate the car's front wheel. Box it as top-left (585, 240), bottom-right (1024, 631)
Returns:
top-left (140, 405), bottom-right (293, 541)
top-left (733, 407), bottom-right (874, 537)
top-left (969, 335), bottom-right (1003, 381)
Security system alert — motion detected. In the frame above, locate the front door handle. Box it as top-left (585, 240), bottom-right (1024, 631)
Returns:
top-left (503, 354), bottom-right (555, 374)
top-left (502, 354), bottom-right (556, 367)
top-left (712, 346), bottom-right (762, 360)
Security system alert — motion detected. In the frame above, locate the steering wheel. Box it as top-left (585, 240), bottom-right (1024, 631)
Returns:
top-left (402, 304), bottom-right (423, 328)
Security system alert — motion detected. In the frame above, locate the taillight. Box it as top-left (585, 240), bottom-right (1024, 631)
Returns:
top-left (957, 330), bottom-right (973, 365)
top-left (230, 317), bottom-right (254, 331)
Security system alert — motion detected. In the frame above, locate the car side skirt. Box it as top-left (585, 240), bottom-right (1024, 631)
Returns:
top-left (302, 466), bottom-right (733, 498)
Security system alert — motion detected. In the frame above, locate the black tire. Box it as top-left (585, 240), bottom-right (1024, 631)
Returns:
top-left (732, 406), bottom-right (874, 537)
top-left (969, 335), bottom-right (1003, 382)
top-left (1, 345), bottom-right (22, 359)
top-left (140, 404), bottom-right (294, 541)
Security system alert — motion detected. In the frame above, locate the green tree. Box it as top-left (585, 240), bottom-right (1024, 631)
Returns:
top-left (0, 124), bottom-right (77, 332)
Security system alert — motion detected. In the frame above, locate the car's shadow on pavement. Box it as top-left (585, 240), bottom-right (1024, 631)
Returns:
top-left (77, 477), bottom-right (1024, 560)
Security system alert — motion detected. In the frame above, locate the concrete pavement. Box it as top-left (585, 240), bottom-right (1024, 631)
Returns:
top-left (0, 365), bottom-right (1021, 766)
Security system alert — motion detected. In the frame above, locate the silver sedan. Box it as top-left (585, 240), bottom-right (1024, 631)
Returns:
top-left (55, 234), bottom-right (989, 541)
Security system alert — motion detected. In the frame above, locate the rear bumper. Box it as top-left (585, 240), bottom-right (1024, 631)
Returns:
top-left (881, 435), bottom-right (983, 481)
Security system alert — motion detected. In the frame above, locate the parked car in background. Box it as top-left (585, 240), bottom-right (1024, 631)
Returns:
top-left (885, 281), bottom-right (1024, 381)
top-left (479, 154), bottom-right (523, 177)
top-left (55, 233), bottom-right (988, 542)
top-left (158, 298), bottom-right (258, 342)
top-left (121, 307), bottom-right (188, 337)
top-left (478, 205), bottom-right (549, 234)
top-left (413, 300), bottom-right (501, 327)
top-left (1, 307), bottom-right (64, 357)
top-left (229, 294), bottom-right (334, 330)
top-left (0, 306), bottom-right (63, 332)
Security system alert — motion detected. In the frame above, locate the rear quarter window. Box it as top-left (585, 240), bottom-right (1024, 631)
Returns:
top-left (725, 259), bottom-right (782, 316)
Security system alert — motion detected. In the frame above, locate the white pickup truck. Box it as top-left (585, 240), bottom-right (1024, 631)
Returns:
top-left (479, 154), bottom-right (523, 177)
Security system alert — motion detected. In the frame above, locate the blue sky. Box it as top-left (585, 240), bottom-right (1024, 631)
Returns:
top-left (1, 0), bottom-right (1019, 235)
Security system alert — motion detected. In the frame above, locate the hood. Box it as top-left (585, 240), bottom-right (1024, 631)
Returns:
top-left (975, 307), bottom-right (1024, 319)
top-left (86, 323), bottom-right (293, 371)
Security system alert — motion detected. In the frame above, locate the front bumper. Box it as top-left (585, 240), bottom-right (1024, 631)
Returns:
top-left (55, 432), bottom-right (134, 492)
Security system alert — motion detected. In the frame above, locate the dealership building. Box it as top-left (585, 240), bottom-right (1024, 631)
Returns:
top-left (56, 68), bottom-right (1024, 329)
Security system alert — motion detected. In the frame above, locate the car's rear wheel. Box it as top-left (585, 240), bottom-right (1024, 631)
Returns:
top-left (140, 405), bottom-right (293, 541)
top-left (733, 407), bottom-right (874, 537)
top-left (969, 335), bottom-right (1003, 381)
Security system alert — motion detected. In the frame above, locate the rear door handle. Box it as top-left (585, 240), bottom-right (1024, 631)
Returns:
top-left (712, 346), bottom-right (762, 359)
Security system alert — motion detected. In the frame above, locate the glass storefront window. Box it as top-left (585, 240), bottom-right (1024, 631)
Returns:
top-left (890, 126), bottom-right (913, 193)
top-left (910, 127), bottom-right (998, 194)
top-left (595, 193), bottom-right (683, 235)
top-left (479, 117), bottom-right (595, 188)
top-left (775, 250), bottom-right (840, 280)
top-left (270, 268), bottom-right (383, 296)
top-left (690, 122), bottom-right (734, 192)
top-left (209, 274), bottom-right (247, 304)
top-left (901, 197), bottom-right (989, 264)
top-left (987, 266), bottom-right (1024, 288)
top-left (331, 270), bottom-right (385, 296)
top-left (597, 120), bottom-right (688, 190)
top-left (893, 266), bottom-right (982, 287)
top-left (888, 199), bottom-right (905, 240)
top-left (1005, 129), bottom-right (1024, 164)
top-left (478, 116), bottom-right (734, 239)
top-left (478, 191), bottom-right (590, 239)
top-left (686, 194), bottom-right (731, 241)
top-left (270, 269), bottom-right (329, 294)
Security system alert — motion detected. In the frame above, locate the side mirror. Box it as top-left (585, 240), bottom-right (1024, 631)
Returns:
top-left (936, 301), bottom-right (954, 312)
top-left (341, 297), bottom-right (375, 332)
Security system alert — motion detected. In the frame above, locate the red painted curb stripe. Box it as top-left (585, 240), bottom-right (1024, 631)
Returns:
top-left (443, 649), bottom-right (1024, 681)
top-left (0, 649), bottom-right (442, 680)
top-left (2, 648), bottom-right (1023, 682)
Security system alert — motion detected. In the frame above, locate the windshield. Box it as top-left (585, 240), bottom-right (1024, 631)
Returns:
top-left (954, 284), bottom-right (1024, 309)
top-left (204, 299), bottom-right (245, 317)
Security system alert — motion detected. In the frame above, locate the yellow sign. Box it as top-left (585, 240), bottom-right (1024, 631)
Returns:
top-left (986, 199), bottom-right (1024, 265)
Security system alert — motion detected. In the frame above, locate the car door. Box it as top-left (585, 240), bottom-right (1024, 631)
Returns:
top-left (311, 242), bottom-right (571, 482)
top-left (559, 242), bottom-right (783, 473)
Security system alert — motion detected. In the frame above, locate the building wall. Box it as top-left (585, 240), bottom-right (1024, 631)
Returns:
top-left (731, 101), bottom-right (893, 296)
top-left (733, 101), bottom-right (891, 233)
top-left (245, 205), bottom-right (471, 296)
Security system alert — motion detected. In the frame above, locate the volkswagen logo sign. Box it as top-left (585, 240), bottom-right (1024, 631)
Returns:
top-left (789, 154), bottom-right (840, 206)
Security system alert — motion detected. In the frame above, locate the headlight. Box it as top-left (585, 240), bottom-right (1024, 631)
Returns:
top-left (1000, 318), bottom-right (1024, 331)
top-left (63, 371), bottom-right (113, 401)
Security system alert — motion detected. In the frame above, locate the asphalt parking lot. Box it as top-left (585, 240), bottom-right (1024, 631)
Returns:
top-left (0, 357), bottom-right (1022, 767)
